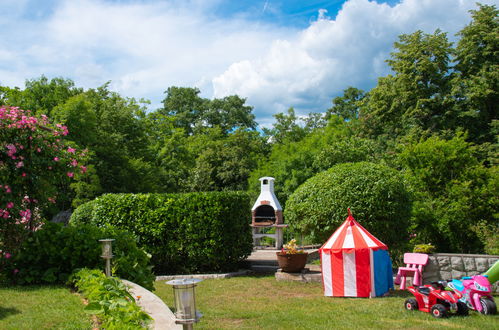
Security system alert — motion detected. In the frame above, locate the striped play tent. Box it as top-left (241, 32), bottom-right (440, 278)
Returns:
top-left (320, 209), bottom-right (394, 297)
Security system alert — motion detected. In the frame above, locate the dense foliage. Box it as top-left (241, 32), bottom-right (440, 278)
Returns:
top-left (398, 134), bottom-right (498, 253)
top-left (70, 268), bottom-right (151, 329)
top-left (285, 162), bottom-right (411, 249)
top-left (70, 191), bottom-right (253, 274)
top-left (7, 223), bottom-right (154, 290)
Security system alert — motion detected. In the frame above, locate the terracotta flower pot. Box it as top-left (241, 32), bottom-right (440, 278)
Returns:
top-left (276, 252), bottom-right (308, 273)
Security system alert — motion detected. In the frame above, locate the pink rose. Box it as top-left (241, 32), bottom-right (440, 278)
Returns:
top-left (16, 161), bottom-right (24, 168)
top-left (53, 157), bottom-right (59, 161)
top-left (67, 172), bottom-right (74, 178)
top-left (6, 202), bottom-right (13, 209)
top-left (67, 147), bottom-right (76, 153)
top-left (4, 252), bottom-right (11, 259)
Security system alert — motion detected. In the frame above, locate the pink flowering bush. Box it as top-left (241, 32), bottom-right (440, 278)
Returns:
top-left (0, 106), bottom-right (88, 280)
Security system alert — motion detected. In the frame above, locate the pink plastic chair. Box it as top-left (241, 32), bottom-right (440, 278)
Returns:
top-left (394, 253), bottom-right (429, 290)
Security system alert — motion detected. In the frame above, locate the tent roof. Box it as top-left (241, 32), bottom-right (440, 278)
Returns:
top-left (320, 209), bottom-right (387, 252)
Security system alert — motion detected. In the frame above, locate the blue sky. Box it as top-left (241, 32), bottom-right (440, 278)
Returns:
top-left (0, 0), bottom-right (497, 127)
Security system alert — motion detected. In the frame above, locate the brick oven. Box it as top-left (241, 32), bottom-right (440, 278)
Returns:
top-left (251, 177), bottom-right (287, 248)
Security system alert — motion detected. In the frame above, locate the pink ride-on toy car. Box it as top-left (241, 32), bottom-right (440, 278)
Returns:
top-left (405, 281), bottom-right (468, 318)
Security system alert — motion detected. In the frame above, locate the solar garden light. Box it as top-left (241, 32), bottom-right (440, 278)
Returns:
top-left (99, 239), bottom-right (115, 276)
top-left (166, 278), bottom-right (203, 330)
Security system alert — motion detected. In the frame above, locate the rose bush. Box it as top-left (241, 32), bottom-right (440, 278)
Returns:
top-left (0, 106), bottom-right (88, 281)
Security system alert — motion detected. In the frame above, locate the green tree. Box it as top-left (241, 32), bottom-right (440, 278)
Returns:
top-left (0, 76), bottom-right (82, 116)
top-left (398, 134), bottom-right (497, 253)
top-left (262, 108), bottom-right (307, 144)
top-left (452, 4), bottom-right (498, 144)
top-left (186, 128), bottom-right (268, 192)
top-left (249, 116), bottom-right (352, 206)
top-left (161, 87), bottom-right (256, 135)
top-left (362, 30), bottom-right (453, 138)
top-left (326, 87), bottom-right (365, 121)
top-left (53, 84), bottom-right (156, 195)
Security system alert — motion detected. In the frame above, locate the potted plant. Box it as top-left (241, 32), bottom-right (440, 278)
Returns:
top-left (276, 239), bottom-right (308, 273)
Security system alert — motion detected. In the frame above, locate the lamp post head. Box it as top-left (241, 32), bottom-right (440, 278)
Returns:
top-left (166, 278), bottom-right (203, 325)
top-left (99, 239), bottom-right (115, 259)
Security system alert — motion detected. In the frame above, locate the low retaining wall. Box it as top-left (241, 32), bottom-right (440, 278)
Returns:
top-left (422, 253), bottom-right (499, 293)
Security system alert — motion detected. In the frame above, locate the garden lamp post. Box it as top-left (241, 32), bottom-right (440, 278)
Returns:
top-left (99, 239), bottom-right (115, 276)
top-left (166, 278), bottom-right (203, 330)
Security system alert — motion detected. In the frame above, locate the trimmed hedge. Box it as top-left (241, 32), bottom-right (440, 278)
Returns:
top-left (285, 162), bottom-right (411, 249)
top-left (10, 223), bottom-right (155, 290)
top-left (70, 191), bottom-right (253, 274)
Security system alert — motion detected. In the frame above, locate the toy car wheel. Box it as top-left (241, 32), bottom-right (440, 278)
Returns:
top-left (456, 301), bottom-right (468, 316)
top-left (430, 304), bottom-right (447, 318)
top-left (479, 298), bottom-right (497, 315)
top-left (404, 298), bottom-right (418, 311)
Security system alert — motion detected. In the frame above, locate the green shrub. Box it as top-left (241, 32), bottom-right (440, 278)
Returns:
top-left (70, 199), bottom-right (97, 224)
top-left (471, 221), bottom-right (499, 255)
top-left (70, 191), bottom-right (253, 274)
top-left (70, 268), bottom-right (151, 329)
top-left (413, 244), bottom-right (436, 254)
top-left (9, 222), bottom-right (155, 290)
top-left (284, 162), bottom-right (411, 249)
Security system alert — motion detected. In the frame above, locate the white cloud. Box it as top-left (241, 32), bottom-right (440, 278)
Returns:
top-left (0, 0), bottom-right (292, 106)
top-left (213, 0), bottom-right (499, 122)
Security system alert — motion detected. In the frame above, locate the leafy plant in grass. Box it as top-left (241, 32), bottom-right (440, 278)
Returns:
top-left (70, 268), bottom-right (151, 329)
top-left (285, 162), bottom-right (411, 251)
top-left (9, 222), bottom-right (155, 290)
top-left (70, 191), bottom-right (253, 274)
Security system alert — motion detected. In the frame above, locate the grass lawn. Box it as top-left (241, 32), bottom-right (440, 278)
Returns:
top-left (0, 285), bottom-right (93, 330)
top-left (155, 275), bottom-right (499, 330)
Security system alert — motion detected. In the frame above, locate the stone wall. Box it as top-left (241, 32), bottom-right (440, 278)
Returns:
top-left (423, 253), bottom-right (499, 293)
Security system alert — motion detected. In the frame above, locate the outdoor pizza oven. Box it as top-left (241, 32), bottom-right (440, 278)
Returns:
top-left (251, 177), bottom-right (283, 226)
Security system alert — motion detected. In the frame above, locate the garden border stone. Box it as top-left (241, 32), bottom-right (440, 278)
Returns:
top-left (122, 279), bottom-right (182, 330)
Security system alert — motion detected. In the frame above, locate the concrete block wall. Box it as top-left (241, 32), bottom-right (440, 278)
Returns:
top-left (422, 253), bottom-right (499, 293)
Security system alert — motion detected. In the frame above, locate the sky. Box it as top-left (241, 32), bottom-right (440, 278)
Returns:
top-left (0, 0), bottom-right (498, 127)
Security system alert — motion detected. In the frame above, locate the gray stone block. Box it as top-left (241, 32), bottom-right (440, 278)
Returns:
top-left (466, 271), bottom-right (480, 277)
top-left (439, 271), bottom-right (451, 281)
top-left (463, 257), bottom-right (476, 272)
top-left (425, 258), bottom-right (439, 273)
top-left (451, 270), bottom-right (466, 280)
top-left (475, 258), bottom-right (489, 272)
top-left (437, 256), bottom-right (451, 271)
top-left (451, 257), bottom-right (464, 271)
top-left (487, 258), bottom-right (499, 268)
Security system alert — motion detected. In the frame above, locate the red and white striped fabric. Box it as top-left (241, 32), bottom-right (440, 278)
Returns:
top-left (320, 209), bottom-right (390, 298)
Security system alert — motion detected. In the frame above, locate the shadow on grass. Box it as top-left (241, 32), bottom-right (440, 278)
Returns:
top-left (387, 290), bottom-right (412, 298)
top-left (0, 306), bottom-right (20, 320)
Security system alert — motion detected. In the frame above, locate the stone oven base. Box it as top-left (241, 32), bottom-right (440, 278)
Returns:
top-left (251, 224), bottom-right (288, 249)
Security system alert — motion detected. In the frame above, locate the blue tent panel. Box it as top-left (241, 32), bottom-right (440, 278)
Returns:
top-left (372, 249), bottom-right (394, 296)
